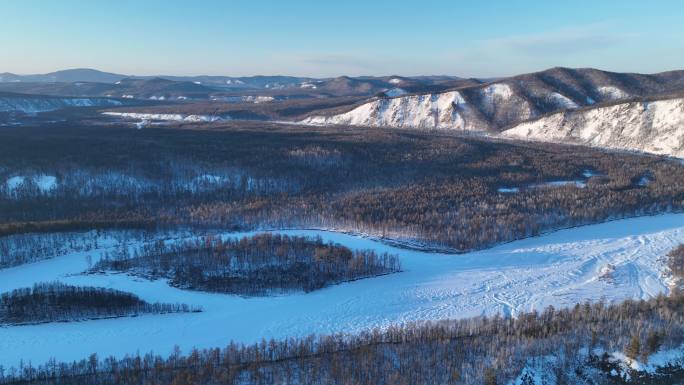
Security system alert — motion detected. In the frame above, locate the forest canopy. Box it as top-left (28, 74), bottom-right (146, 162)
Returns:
top-left (0, 123), bottom-right (681, 251)
top-left (92, 233), bottom-right (401, 295)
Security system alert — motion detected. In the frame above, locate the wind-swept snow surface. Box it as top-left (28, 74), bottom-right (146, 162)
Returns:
top-left (0, 214), bottom-right (682, 368)
top-left (501, 97), bottom-right (684, 158)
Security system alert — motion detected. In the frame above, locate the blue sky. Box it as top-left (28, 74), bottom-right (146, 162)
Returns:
top-left (2, 0), bottom-right (684, 77)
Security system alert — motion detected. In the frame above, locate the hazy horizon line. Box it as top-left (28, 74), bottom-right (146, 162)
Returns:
top-left (3, 64), bottom-right (684, 80)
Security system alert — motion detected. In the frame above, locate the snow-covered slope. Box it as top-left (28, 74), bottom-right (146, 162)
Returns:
top-left (300, 83), bottom-right (552, 131)
top-left (299, 81), bottom-right (621, 131)
top-left (501, 97), bottom-right (684, 158)
top-left (301, 67), bottom-right (684, 133)
top-left (303, 91), bottom-right (485, 130)
top-left (103, 111), bottom-right (227, 123)
top-left (508, 345), bottom-right (684, 385)
top-left (0, 94), bottom-right (122, 113)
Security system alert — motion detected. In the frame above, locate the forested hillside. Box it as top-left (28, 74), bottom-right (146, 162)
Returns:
top-left (1, 123), bottom-right (682, 251)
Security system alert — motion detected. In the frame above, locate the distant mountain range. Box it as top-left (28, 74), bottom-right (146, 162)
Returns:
top-left (301, 67), bottom-right (684, 157)
top-left (303, 67), bottom-right (684, 129)
top-left (0, 68), bottom-right (467, 98)
top-left (2, 67), bottom-right (683, 158)
top-left (0, 69), bottom-right (127, 84)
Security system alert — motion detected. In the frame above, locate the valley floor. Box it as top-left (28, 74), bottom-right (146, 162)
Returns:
top-left (0, 214), bottom-right (683, 369)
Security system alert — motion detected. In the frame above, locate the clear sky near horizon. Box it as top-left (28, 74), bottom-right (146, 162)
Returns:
top-left (2, 0), bottom-right (684, 77)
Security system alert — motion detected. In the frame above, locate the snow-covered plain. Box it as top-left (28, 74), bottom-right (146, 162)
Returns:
top-left (0, 214), bottom-right (683, 368)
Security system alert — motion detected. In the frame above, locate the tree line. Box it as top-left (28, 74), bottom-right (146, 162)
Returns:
top-left (93, 233), bottom-right (401, 295)
top-left (669, 244), bottom-right (684, 293)
top-left (2, 289), bottom-right (684, 384)
top-left (0, 282), bottom-right (198, 326)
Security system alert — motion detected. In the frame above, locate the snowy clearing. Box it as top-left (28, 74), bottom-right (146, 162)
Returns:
top-left (5, 174), bottom-right (58, 196)
top-left (0, 214), bottom-right (682, 368)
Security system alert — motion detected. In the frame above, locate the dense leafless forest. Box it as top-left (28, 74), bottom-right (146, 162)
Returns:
top-left (1, 122), bottom-right (682, 251)
top-left (670, 244), bottom-right (684, 292)
top-left (0, 282), bottom-right (196, 325)
top-left (1, 289), bottom-right (683, 384)
top-left (92, 233), bottom-right (400, 294)
top-left (0, 229), bottom-right (164, 269)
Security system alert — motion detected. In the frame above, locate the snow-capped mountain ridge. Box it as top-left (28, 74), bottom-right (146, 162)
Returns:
top-left (302, 67), bottom-right (684, 131)
top-left (304, 90), bottom-right (484, 130)
top-left (301, 67), bottom-right (684, 157)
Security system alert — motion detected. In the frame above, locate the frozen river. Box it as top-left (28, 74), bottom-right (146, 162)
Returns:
top-left (1, 213), bottom-right (683, 368)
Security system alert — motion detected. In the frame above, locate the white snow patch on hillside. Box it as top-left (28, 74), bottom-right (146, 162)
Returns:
top-left (509, 345), bottom-right (684, 384)
top-left (598, 86), bottom-right (629, 100)
top-left (509, 355), bottom-right (559, 385)
top-left (583, 169), bottom-right (602, 178)
top-left (0, 214), bottom-right (682, 368)
top-left (501, 98), bottom-right (684, 158)
top-left (548, 92), bottom-right (579, 109)
top-left (34, 175), bottom-right (57, 192)
top-left (610, 344), bottom-right (684, 374)
top-left (5, 175), bottom-right (58, 196)
top-left (6, 176), bottom-right (25, 191)
top-left (389, 78), bottom-right (403, 85)
top-left (384, 88), bottom-right (407, 97)
top-left (301, 84), bottom-right (539, 131)
top-left (244, 95), bottom-right (274, 103)
top-left (302, 91), bottom-right (475, 130)
top-left (0, 96), bottom-right (122, 114)
top-left (482, 83), bottom-right (513, 101)
top-left (530, 180), bottom-right (586, 189)
top-left (497, 187), bottom-right (519, 193)
top-left (184, 174), bottom-right (234, 192)
top-left (211, 95), bottom-right (275, 103)
top-left (103, 112), bottom-right (227, 123)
